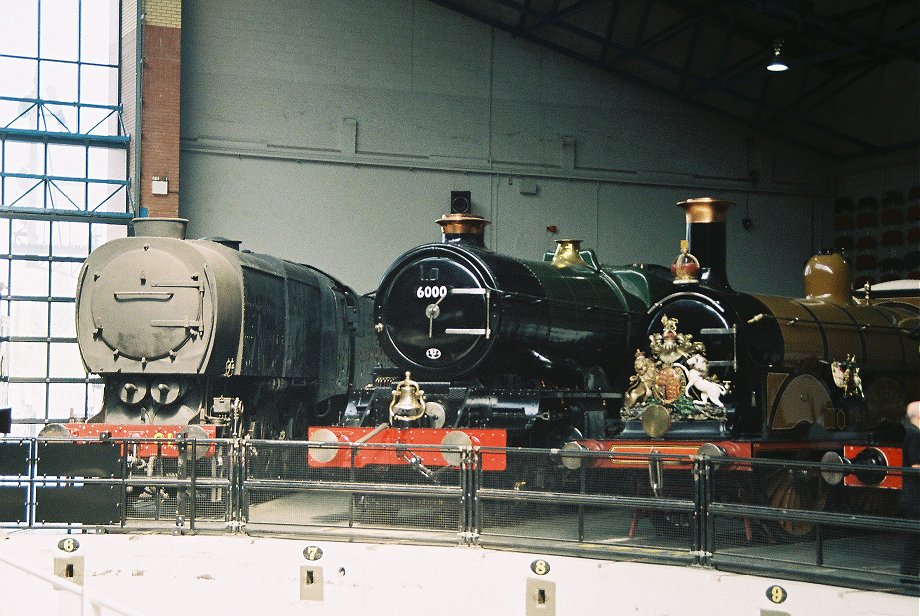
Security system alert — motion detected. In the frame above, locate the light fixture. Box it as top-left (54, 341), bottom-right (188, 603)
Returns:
top-left (767, 37), bottom-right (788, 72)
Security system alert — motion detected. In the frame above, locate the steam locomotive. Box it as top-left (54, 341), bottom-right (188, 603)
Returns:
top-left (565, 200), bottom-right (917, 445)
top-left (307, 210), bottom-right (674, 468)
top-left (41, 217), bottom-right (383, 450)
top-left (562, 199), bottom-right (919, 530)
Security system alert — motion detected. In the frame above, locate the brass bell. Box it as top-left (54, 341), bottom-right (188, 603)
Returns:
top-left (389, 371), bottom-right (427, 422)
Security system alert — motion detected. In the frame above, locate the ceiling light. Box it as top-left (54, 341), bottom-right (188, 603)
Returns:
top-left (767, 38), bottom-right (788, 72)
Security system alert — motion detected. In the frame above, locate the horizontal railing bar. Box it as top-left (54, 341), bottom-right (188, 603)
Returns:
top-left (245, 438), bottom-right (468, 453)
top-left (709, 502), bottom-right (920, 532)
top-left (31, 477), bottom-right (231, 488)
top-left (476, 488), bottom-right (694, 511)
top-left (707, 555), bottom-right (912, 594)
top-left (244, 479), bottom-right (462, 497)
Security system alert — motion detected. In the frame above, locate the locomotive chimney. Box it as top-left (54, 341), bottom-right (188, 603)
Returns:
top-left (677, 198), bottom-right (733, 289)
top-left (437, 213), bottom-right (489, 248)
top-left (804, 251), bottom-right (852, 304)
top-left (132, 217), bottom-right (188, 240)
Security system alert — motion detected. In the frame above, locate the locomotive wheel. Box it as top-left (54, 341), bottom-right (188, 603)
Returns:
top-left (763, 467), bottom-right (828, 540)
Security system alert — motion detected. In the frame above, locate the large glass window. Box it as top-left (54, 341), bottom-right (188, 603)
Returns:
top-left (0, 0), bottom-right (131, 434)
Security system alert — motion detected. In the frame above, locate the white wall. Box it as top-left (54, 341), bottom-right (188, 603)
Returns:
top-left (179, 0), bottom-right (834, 295)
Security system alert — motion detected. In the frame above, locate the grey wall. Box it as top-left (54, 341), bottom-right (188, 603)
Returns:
top-left (836, 154), bottom-right (919, 198)
top-left (179, 0), bottom-right (833, 295)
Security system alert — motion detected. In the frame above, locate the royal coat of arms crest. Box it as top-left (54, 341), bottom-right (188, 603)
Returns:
top-left (621, 315), bottom-right (731, 423)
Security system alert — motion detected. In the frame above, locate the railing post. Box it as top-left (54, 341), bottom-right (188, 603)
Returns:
top-left (238, 438), bottom-right (249, 528)
top-left (459, 447), bottom-right (469, 543)
top-left (693, 456), bottom-right (712, 567)
top-left (577, 463), bottom-right (586, 542)
top-left (189, 440), bottom-right (197, 532)
top-left (347, 444), bottom-right (358, 529)
top-left (175, 435), bottom-right (188, 533)
top-left (27, 438), bottom-right (36, 528)
top-left (468, 447), bottom-right (482, 545)
top-left (154, 442), bottom-right (163, 521)
top-left (815, 521), bottom-right (824, 567)
top-left (706, 458), bottom-right (715, 564)
top-left (119, 439), bottom-right (128, 528)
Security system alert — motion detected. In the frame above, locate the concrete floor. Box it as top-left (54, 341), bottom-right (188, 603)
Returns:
top-left (0, 530), bottom-right (916, 616)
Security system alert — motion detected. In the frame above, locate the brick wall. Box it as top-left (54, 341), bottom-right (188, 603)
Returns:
top-left (140, 23), bottom-right (181, 217)
top-left (144, 0), bottom-right (182, 28)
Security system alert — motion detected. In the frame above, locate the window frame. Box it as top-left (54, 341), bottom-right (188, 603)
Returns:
top-left (0, 0), bottom-right (132, 432)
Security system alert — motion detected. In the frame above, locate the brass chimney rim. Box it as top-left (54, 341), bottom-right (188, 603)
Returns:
top-left (436, 212), bottom-right (490, 236)
top-left (678, 198), bottom-right (734, 224)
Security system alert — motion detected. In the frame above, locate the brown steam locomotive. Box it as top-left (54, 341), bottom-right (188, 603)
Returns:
top-left (563, 198), bottom-right (919, 524)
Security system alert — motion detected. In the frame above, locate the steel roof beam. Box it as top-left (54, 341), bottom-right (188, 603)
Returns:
top-left (678, 17), bottom-right (702, 92)
top-left (687, 25), bottom-right (917, 98)
top-left (433, 1), bottom-right (903, 157)
top-left (513, 0), bottom-right (534, 36)
top-left (797, 64), bottom-right (880, 117)
top-left (715, 2), bottom-right (739, 77)
top-left (516, 0), bottom-right (600, 37)
top-left (832, 0), bottom-right (915, 22)
top-left (605, 13), bottom-right (703, 67)
top-left (597, 0), bottom-right (621, 62)
top-left (654, 0), bottom-right (771, 48)
top-left (635, 0), bottom-right (653, 46)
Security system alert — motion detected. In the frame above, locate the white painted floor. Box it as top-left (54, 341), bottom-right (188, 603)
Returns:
top-left (0, 531), bottom-right (916, 616)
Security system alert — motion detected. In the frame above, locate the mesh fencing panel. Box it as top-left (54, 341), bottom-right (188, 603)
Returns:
top-left (243, 440), bottom-right (466, 541)
top-left (121, 438), bottom-right (232, 531)
top-left (705, 457), bottom-right (918, 588)
top-left (475, 447), bottom-right (697, 559)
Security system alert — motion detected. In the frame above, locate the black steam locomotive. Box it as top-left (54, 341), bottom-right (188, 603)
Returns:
top-left (307, 209), bottom-right (674, 466)
top-left (44, 217), bottom-right (384, 445)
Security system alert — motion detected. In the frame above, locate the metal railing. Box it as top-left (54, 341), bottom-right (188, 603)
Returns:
top-left (1, 436), bottom-right (917, 595)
